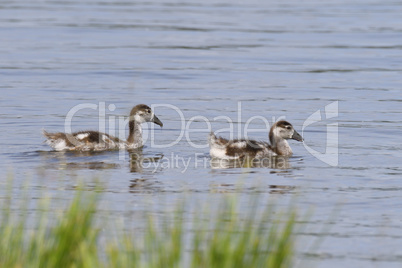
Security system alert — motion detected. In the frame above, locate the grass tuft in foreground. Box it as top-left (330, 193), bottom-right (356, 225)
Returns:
top-left (0, 183), bottom-right (297, 268)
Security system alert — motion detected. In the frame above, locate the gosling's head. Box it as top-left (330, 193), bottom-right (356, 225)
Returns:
top-left (269, 120), bottom-right (303, 144)
top-left (130, 104), bottom-right (163, 127)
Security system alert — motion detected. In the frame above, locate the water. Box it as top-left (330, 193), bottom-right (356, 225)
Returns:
top-left (1, 0), bottom-right (402, 267)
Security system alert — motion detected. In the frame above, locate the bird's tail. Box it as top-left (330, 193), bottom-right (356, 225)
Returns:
top-left (42, 129), bottom-right (57, 140)
top-left (42, 129), bottom-right (49, 137)
top-left (208, 131), bottom-right (217, 146)
top-left (208, 131), bottom-right (229, 149)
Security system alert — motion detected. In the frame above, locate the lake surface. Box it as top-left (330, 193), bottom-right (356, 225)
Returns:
top-left (1, 0), bottom-right (402, 267)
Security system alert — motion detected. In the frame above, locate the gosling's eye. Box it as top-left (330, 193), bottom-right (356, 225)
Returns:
top-left (286, 126), bottom-right (291, 130)
top-left (146, 109), bottom-right (151, 114)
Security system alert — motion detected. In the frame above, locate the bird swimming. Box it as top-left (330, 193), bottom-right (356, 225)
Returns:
top-left (43, 104), bottom-right (163, 151)
top-left (209, 120), bottom-right (303, 159)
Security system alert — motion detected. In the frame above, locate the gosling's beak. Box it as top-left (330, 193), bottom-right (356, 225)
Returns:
top-left (292, 130), bottom-right (303, 142)
top-left (152, 115), bottom-right (163, 127)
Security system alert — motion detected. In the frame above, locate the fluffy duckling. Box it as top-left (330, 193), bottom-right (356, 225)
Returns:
top-left (209, 120), bottom-right (303, 159)
top-left (43, 104), bottom-right (163, 151)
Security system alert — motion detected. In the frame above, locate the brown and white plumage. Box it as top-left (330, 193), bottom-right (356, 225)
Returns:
top-left (209, 120), bottom-right (303, 159)
top-left (43, 104), bottom-right (163, 151)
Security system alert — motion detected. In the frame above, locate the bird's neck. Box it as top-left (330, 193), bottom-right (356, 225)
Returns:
top-left (271, 137), bottom-right (293, 156)
top-left (127, 120), bottom-right (143, 148)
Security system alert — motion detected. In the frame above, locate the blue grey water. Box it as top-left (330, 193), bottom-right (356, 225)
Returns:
top-left (1, 0), bottom-right (402, 267)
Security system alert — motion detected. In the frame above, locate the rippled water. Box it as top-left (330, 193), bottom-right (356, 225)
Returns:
top-left (1, 0), bottom-right (402, 267)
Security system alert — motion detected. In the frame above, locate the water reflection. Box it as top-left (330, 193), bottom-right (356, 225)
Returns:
top-left (37, 150), bottom-right (114, 159)
top-left (129, 177), bottom-right (163, 193)
top-left (55, 161), bottom-right (120, 170)
top-left (268, 185), bottom-right (296, 194)
top-left (37, 150), bottom-right (121, 170)
top-left (129, 150), bottom-right (164, 173)
top-left (35, 149), bottom-right (165, 173)
top-left (129, 150), bottom-right (164, 193)
top-left (210, 156), bottom-right (291, 169)
top-left (208, 183), bottom-right (296, 194)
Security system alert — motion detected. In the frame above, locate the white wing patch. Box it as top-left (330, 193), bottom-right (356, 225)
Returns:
top-left (210, 147), bottom-right (226, 158)
top-left (76, 133), bottom-right (89, 140)
top-left (232, 141), bottom-right (247, 148)
top-left (210, 147), bottom-right (240, 160)
top-left (54, 140), bottom-right (68, 151)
